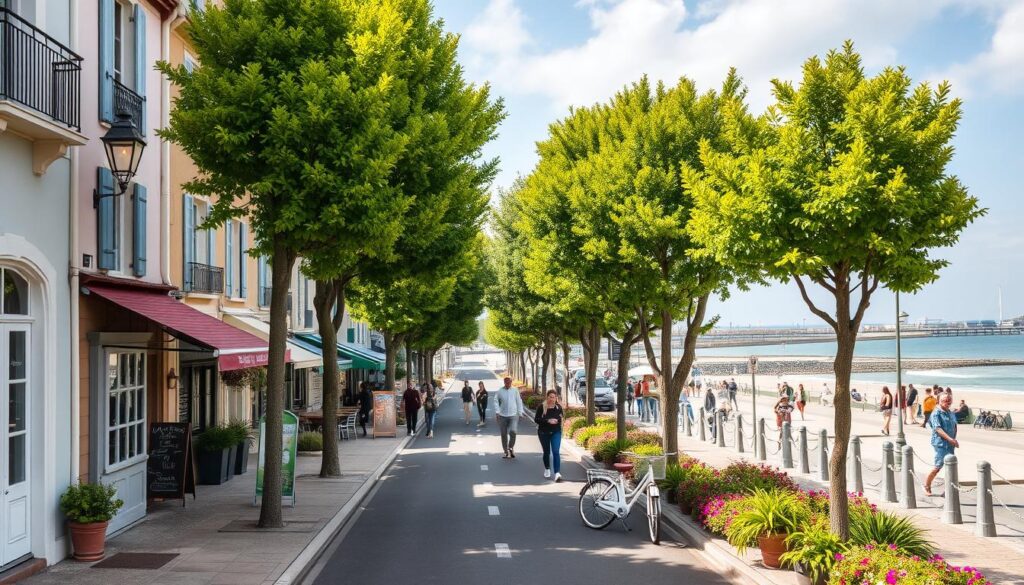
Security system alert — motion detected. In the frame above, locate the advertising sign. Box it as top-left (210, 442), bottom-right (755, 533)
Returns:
top-left (254, 410), bottom-right (299, 506)
top-left (372, 391), bottom-right (397, 438)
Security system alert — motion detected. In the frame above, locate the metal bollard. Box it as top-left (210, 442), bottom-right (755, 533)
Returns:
top-left (716, 410), bottom-right (726, 447)
top-left (735, 414), bottom-right (744, 453)
top-left (757, 418), bottom-right (767, 461)
top-left (781, 422), bottom-right (794, 468)
top-left (698, 409), bottom-right (706, 442)
top-left (900, 445), bottom-right (916, 509)
top-left (882, 442), bottom-right (897, 503)
top-left (818, 429), bottom-right (830, 482)
top-left (798, 427), bottom-right (810, 473)
top-left (976, 461), bottom-right (996, 537)
top-left (942, 454), bottom-right (962, 524)
top-left (847, 436), bottom-right (864, 493)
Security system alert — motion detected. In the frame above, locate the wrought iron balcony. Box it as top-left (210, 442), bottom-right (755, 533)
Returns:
top-left (185, 262), bottom-right (223, 294)
top-left (0, 8), bottom-right (82, 130)
top-left (113, 78), bottom-right (144, 132)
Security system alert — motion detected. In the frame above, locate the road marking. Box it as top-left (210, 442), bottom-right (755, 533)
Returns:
top-left (488, 506), bottom-right (500, 516)
top-left (478, 452), bottom-right (485, 456)
top-left (494, 543), bottom-right (511, 558)
top-left (482, 482), bottom-right (493, 486)
top-left (481, 465), bottom-right (489, 471)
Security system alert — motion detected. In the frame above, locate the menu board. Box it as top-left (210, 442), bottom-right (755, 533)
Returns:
top-left (147, 422), bottom-right (196, 505)
top-left (372, 391), bottom-right (397, 438)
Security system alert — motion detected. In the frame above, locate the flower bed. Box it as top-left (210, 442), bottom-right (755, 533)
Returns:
top-left (832, 547), bottom-right (990, 585)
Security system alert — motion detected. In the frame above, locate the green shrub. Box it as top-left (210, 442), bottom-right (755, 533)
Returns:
top-left (779, 519), bottom-right (847, 583)
top-left (724, 489), bottom-right (807, 555)
top-left (196, 424), bottom-right (239, 452)
top-left (677, 461), bottom-right (721, 512)
top-left (657, 463), bottom-right (686, 495)
top-left (564, 417), bottom-right (587, 436)
top-left (831, 545), bottom-right (989, 585)
top-left (592, 438), bottom-right (633, 462)
top-left (626, 429), bottom-right (662, 446)
top-left (630, 443), bottom-right (664, 456)
top-left (525, 395), bottom-right (544, 410)
top-left (297, 431), bottom-right (324, 452)
top-left (60, 482), bottom-right (124, 524)
top-left (563, 406), bottom-right (586, 418)
top-left (226, 419), bottom-right (254, 445)
top-left (574, 423), bottom-right (615, 447)
top-left (849, 510), bottom-right (935, 558)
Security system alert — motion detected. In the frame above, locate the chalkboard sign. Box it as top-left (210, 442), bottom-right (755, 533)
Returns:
top-left (147, 422), bottom-right (196, 505)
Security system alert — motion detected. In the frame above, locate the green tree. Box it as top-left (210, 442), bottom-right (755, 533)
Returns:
top-left (688, 42), bottom-right (983, 536)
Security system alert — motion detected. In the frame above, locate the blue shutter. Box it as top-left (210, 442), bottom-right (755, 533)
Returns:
top-left (206, 204), bottom-right (214, 264)
top-left (256, 256), bottom-right (265, 305)
top-left (98, 0), bottom-right (114, 122)
top-left (225, 220), bottom-right (234, 297)
top-left (183, 195), bottom-right (194, 289)
top-left (239, 223), bottom-right (248, 299)
top-left (133, 4), bottom-right (147, 135)
top-left (132, 184), bottom-right (147, 276)
top-left (97, 167), bottom-right (117, 270)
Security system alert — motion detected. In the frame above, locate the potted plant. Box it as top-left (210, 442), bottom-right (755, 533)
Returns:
top-left (60, 482), bottom-right (123, 561)
top-left (779, 521), bottom-right (847, 585)
top-left (227, 419), bottom-right (255, 475)
top-left (724, 488), bottom-right (807, 569)
top-left (196, 424), bottom-right (238, 485)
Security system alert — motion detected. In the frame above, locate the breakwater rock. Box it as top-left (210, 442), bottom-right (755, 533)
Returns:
top-left (692, 357), bottom-right (1024, 377)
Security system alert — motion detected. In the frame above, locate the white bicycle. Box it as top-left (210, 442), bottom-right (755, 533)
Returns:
top-left (578, 452), bottom-right (671, 544)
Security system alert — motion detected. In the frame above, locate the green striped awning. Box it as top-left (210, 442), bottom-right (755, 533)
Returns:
top-left (295, 333), bottom-right (386, 371)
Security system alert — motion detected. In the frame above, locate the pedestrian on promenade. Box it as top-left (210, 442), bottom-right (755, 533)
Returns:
top-left (906, 384), bottom-right (919, 424)
top-left (475, 381), bottom-right (489, 426)
top-left (401, 382), bottom-right (421, 436)
top-left (496, 377), bottom-right (524, 459)
top-left (728, 378), bottom-right (739, 410)
top-left (774, 396), bottom-right (793, 431)
top-left (783, 382), bottom-right (795, 403)
top-left (954, 399), bottom-right (971, 423)
top-left (646, 378), bottom-right (659, 424)
top-left (880, 386), bottom-right (894, 436)
top-left (921, 388), bottom-right (937, 428)
top-left (796, 383), bottom-right (808, 420)
top-left (461, 380), bottom-right (474, 425)
top-left (534, 390), bottom-right (564, 481)
top-left (626, 379), bottom-right (635, 415)
top-left (422, 382), bottom-right (438, 438)
top-left (716, 381), bottom-right (731, 418)
top-left (356, 382), bottom-right (372, 437)
top-left (637, 377), bottom-right (647, 419)
top-left (924, 393), bottom-right (959, 497)
top-left (821, 383), bottom-right (834, 407)
top-left (704, 386), bottom-right (717, 439)
top-left (898, 385), bottom-right (908, 423)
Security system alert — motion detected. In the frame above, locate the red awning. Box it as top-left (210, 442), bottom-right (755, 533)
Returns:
top-left (84, 285), bottom-right (289, 371)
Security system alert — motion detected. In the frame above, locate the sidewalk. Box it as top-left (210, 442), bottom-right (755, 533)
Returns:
top-left (620, 405), bottom-right (1024, 585)
top-left (25, 432), bottom-right (410, 585)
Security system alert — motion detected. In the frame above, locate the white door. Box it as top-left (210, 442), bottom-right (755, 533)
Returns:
top-left (1, 324), bottom-right (31, 565)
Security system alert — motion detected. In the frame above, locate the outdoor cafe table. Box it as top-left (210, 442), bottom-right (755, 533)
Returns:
top-left (298, 407), bottom-right (359, 430)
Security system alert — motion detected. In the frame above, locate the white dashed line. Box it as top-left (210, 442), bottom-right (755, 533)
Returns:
top-left (480, 465), bottom-right (489, 471)
top-left (488, 506), bottom-right (500, 516)
top-left (482, 482), bottom-right (492, 487)
top-left (478, 452), bottom-right (485, 456)
top-left (494, 543), bottom-right (511, 558)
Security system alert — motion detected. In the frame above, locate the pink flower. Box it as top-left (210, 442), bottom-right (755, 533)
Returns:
top-left (834, 553), bottom-right (845, 561)
top-left (885, 569), bottom-right (898, 584)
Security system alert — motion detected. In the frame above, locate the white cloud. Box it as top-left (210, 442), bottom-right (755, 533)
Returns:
top-left (460, 0), bottom-right (1024, 111)
top-left (940, 0), bottom-right (1024, 96)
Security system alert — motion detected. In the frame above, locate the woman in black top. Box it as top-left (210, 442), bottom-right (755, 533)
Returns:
top-left (475, 382), bottom-right (489, 427)
top-left (534, 390), bottom-right (564, 482)
top-left (356, 382), bottom-right (373, 437)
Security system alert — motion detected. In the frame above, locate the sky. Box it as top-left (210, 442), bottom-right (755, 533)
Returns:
top-left (432, 0), bottom-right (1024, 327)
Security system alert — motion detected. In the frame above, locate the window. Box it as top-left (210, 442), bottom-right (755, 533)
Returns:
top-left (100, 0), bottom-right (145, 124)
top-left (292, 370), bottom-right (307, 410)
top-left (225, 221), bottom-right (248, 299)
top-left (0, 268), bottom-right (29, 316)
top-left (183, 50), bottom-right (197, 74)
top-left (106, 351), bottom-right (146, 469)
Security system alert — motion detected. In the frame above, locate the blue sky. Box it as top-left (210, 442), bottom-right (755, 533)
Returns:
top-left (433, 0), bottom-right (1024, 326)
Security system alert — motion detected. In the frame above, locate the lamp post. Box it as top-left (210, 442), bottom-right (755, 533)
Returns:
top-left (98, 110), bottom-right (147, 198)
top-left (895, 293), bottom-right (910, 468)
top-left (749, 355), bottom-right (758, 430)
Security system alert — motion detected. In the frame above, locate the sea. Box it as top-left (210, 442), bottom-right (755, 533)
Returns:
top-left (696, 335), bottom-right (1024, 394)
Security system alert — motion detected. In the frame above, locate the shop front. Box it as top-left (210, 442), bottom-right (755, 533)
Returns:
top-left (293, 333), bottom-right (385, 404)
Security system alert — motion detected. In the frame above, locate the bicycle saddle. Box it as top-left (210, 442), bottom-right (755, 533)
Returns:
top-left (613, 462), bottom-right (634, 473)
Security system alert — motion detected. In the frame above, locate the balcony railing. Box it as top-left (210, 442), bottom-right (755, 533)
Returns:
top-left (0, 7), bottom-right (82, 130)
top-left (113, 78), bottom-right (144, 131)
top-left (185, 262), bottom-right (223, 294)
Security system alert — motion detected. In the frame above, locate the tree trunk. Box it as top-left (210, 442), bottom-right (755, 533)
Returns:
top-left (258, 237), bottom-right (295, 528)
top-left (561, 338), bottom-right (571, 405)
top-left (830, 295), bottom-right (856, 539)
top-left (541, 338), bottom-right (550, 393)
top-left (313, 279), bottom-right (344, 477)
top-left (384, 332), bottom-right (399, 391)
top-left (658, 310), bottom-right (675, 459)
top-left (519, 351), bottom-right (527, 387)
top-left (406, 344), bottom-right (414, 388)
top-left (614, 325), bottom-right (640, 443)
top-left (581, 323), bottom-right (601, 425)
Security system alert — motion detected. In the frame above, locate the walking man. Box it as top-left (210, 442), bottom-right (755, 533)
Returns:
top-left (728, 378), bottom-right (739, 410)
top-left (921, 388), bottom-right (937, 428)
top-left (461, 380), bottom-right (474, 425)
top-left (924, 393), bottom-right (959, 497)
top-left (496, 377), bottom-right (524, 459)
top-left (704, 385), bottom-right (717, 439)
top-left (401, 382), bottom-right (421, 436)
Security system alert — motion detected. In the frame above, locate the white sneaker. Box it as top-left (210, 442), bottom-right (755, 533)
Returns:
top-left (554, 473), bottom-right (562, 482)
top-left (543, 469), bottom-right (551, 478)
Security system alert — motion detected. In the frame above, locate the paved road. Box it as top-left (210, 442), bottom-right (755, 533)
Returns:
top-left (305, 353), bottom-right (728, 585)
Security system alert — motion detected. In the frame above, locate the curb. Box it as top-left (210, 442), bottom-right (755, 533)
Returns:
top-left (276, 379), bottom-right (457, 585)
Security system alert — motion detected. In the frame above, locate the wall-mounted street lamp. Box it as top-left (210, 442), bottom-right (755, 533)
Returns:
top-left (96, 111), bottom-right (147, 200)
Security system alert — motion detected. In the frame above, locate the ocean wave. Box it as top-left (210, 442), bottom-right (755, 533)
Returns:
top-left (905, 369), bottom-right (983, 379)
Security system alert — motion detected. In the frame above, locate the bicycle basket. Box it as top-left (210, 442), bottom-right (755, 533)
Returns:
top-left (648, 455), bottom-right (667, 480)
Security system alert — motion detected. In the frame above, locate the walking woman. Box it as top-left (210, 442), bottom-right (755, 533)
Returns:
top-left (880, 386), bottom-right (894, 436)
top-left (534, 390), bottom-right (564, 482)
top-left (796, 383), bottom-right (808, 420)
top-left (475, 381), bottom-right (489, 426)
top-left (356, 382), bottom-right (372, 437)
top-left (422, 382), bottom-right (438, 438)
top-left (401, 382), bottom-right (421, 436)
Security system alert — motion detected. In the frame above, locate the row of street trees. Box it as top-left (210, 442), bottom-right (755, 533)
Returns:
top-left (485, 42), bottom-right (982, 537)
top-left (160, 0), bottom-right (502, 527)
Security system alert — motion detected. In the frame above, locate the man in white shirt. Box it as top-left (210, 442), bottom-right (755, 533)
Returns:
top-left (495, 377), bottom-right (525, 459)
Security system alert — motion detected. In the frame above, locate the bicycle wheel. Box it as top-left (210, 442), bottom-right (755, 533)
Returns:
top-left (579, 478), bottom-right (617, 529)
top-left (646, 488), bottom-right (661, 544)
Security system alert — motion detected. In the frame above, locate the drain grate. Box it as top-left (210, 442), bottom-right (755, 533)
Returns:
top-left (92, 553), bottom-right (178, 570)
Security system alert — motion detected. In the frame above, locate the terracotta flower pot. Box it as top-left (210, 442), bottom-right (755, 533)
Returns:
top-left (69, 520), bottom-right (109, 561)
top-left (757, 532), bottom-right (789, 569)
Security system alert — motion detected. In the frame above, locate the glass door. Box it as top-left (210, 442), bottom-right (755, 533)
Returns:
top-left (1, 324), bottom-right (31, 565)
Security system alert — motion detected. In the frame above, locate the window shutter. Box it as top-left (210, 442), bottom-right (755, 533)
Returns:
top-left (239, 223), bottom-right (248, 299)
top-left (206, 204), bottom-right (214, 264)
top-left (98, 0), bottom-right (114, 122)
top-left (97, 167), bottom-right (117, 270)
top-left (225, 220), bottom-right (234, 297)
top-left (132, 184), bottom-right (147, 276)
top-left (133, 3), bottom-right (147, 135)
top-left (183, 195), bottom-right (194, 289)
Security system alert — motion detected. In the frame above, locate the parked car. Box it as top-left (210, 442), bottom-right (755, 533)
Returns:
top-left (578, 376), bottom-right (616, 411)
